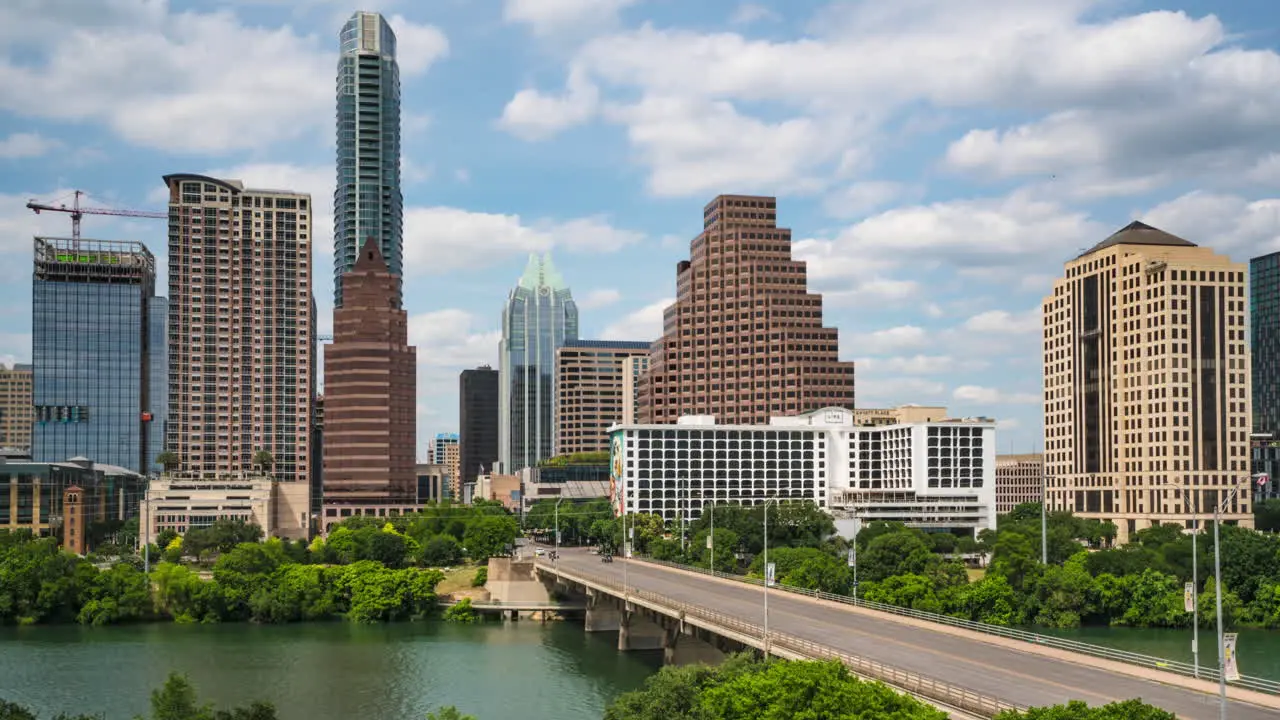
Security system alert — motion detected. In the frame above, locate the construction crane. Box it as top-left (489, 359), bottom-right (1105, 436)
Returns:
top-left (27, 190), bottom-right (166, 239)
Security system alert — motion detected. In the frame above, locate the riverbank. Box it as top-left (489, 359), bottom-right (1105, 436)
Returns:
top-left (0, 621), bottom-right (660, 720)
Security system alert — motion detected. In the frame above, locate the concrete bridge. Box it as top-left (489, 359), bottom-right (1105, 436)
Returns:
top-left (533, 548), bottom-right (1280, 720)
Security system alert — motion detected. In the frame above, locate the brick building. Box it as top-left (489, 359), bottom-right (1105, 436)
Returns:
top-left (555, 340), bottom-right (650, 455)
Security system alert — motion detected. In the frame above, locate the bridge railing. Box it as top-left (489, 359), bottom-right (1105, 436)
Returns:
top-left (631, 556), bottom-right (1280, 697)
top-left (546, 562), bottom-right (1023, 718)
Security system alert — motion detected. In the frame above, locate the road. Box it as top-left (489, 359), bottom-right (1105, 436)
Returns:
top-left (544, 548), bottom-right (1274, 720)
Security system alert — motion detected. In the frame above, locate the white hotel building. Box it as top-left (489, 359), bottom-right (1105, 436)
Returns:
top-left (608, 407), bottom-right (997, 535)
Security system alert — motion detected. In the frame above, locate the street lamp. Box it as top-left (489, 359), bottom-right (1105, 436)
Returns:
top-left (708, 497), bottom-right (717, 574)
top-left (1161, 475), bottom-right (1201, 679)
top-left (680, 476), bottom-right (687, 554)
top-left (762, 497), bottom-right (778, 660)
top-left (1213, 484), bottom-right (1245, 720)
top-left (553, 497), bottom-right (565, 561)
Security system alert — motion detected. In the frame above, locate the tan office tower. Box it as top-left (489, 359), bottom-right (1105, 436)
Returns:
top-left (323, 238), bottom-right (417, 509)
top-left (164, 174), bottom-right (313, 483)
top-left (1043, 221), bottom-right (1253, 543)
top-left (555, 340), bottom-right (650, 455)
top-left (638, 194), bottom-right (855, 425)
top-left (995, 453), bottom-right (1044, 515)
top-left (620, 355), bottom-right (649, 426)
top-left (0, 364), bottom-right (32, 450)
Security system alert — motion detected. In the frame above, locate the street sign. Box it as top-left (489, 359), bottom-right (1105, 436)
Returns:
top-left (1224, 633), bottom-right (1240, 681)
top-left (847, 548), bottom-right (856, 568)
top-left (766, 562), bottom-right (776, 587)
top-left (1184, 582), bottom-right (1195, 613)
top-left (706, 534), bottom-right (713, 549)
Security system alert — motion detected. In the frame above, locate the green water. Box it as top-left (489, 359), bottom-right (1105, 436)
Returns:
top-left (0, 621), bottom-right (660, 720)
top-left (1035, 625), bottom-right (1280, 681)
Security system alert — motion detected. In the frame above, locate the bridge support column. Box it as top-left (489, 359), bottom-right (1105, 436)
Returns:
top-left (617, 606), bottom-right (665, 651)
top-left (663, 623), bottom-right (727, 666)
top-left (584, 591), bottom-right (621, 633)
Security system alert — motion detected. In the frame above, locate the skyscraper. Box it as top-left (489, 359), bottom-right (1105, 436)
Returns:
top-left (638, 194), bottom-right (855, 425)
top-left (433, 432), bottom-right (460, 495)
top-left (322, 238), bottom-right (417, 510)
top-left (500, 254), bottom-right (579, 472)
top-left (555, 340), bottom-right (650, 455)
top-left (1251, 252), bottom-right (1280, 434)
top-left (335, 11), bottom-right (403, 308)
top-left (1043, 221), bottom-right (1252, 543)
top-left (0, 363), bottom-right (32, 451)
top-left (31, 237), bottom-right (163, 474)
top-left (164, 174), bottom-right (313, 484)
top-left (459, 365), bottom-right (500, 490)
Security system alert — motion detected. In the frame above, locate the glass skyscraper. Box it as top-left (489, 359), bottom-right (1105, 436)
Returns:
top-left (31, 238), bottom-right (164, 474)
top-left (1253, 252), bottom-right (1280, 434)
top-left (500, 254), bottom-right (578, 472)
top-left (335, 11), bottom-right (403, 308)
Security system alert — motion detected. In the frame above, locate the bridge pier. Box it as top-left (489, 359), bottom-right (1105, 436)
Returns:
top-left (662, 621), bottom-right (728, 666)
top-left (584, 590), bottom-right (622, 632)
top-left (618, 605), bottom-right (665, 651)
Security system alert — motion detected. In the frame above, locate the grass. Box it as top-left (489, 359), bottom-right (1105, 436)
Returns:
top-left (966, 568), bottom-right (986, 582)
top-left (434, 564), bottom-right (483, 597)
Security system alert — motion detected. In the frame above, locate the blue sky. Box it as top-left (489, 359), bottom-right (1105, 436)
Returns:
top-left (2, 0), bottom-right (1280, 460)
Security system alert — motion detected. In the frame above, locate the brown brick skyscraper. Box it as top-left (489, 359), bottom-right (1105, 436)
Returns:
top-left (638, 194), bottom-right (855, 425)
top-left (323, 238), bottom-right (417, 509)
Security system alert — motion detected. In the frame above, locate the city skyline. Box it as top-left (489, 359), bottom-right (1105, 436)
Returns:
top-left (4, 1), bottom-right (1280, 458)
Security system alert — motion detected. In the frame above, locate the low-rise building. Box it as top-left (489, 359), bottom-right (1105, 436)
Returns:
top-left (519, 458), bottom-right (611, 511)
top-left (475, 472), bottom-right (521, 511)
top-left (142, 472), bottom-right (310, 545)
top-left (609, 407), bottom-right (996, 536)
top-left (853, 405), bottom-right (948, 427)
top-left (1, 455), bottom-right (145, 553)
top-left (416, 462), bottom-right (447, 504)
top-left (995, 454), bottom-right (1044, 515)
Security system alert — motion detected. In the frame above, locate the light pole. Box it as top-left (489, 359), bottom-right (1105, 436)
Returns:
top-left (680, 477), bottom-right (687, 554)
top-left (708, 498), bottom-right (716, 574)
top-left (1040, 493), bottom-right (1048, 565)
top-left (762, 497), bottom-right (777, 660)
top-left (553, 497), bottom-right (565, 561)
top-left (1164, 476), bottom-right (1201, 678)
top-left (1213, 484), bottom-right (1244, 720)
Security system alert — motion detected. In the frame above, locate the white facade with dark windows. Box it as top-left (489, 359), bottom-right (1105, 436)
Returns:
top-left (609, 407), bottom-right (996, 534)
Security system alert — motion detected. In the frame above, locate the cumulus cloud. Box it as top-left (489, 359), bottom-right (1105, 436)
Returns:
top-left (843, 325), bottom-right (929, 355)
top-left (602, 298), bottom-right (670, 342)
top-left (0, 132), bottom-right (60, 159)
top-left (854, 355), bottom-right (956, 375)
top-left (963, 309), bottom-right (1041, 335)
top-left (1141, 191), bottom-right (1280, 259)
top-left (578, 288), bottom-right (622, 310)
top-left (499, 68), bottom-right (600, 141)
top-left (731, 3), bottom-right (780, 26)
top-left (855, 377), bottom-right (947, 406)
top-left (409, 309), bottom-right (501, 368)
top-left (503, 0), bottom-right (637, 37)
top-left (387, 14), bottom-right (450, 76)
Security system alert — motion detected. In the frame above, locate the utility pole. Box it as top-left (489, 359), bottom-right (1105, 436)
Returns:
top-left (762, 498), bottom-right (776, 660)
top-left (1041, 493), bottom-right (1048, 565)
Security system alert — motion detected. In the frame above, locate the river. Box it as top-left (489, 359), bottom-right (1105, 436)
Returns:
top-left (1033, 625), bottom-right (1280, 681)
top-left (0, 621), bottom-right (661, 720)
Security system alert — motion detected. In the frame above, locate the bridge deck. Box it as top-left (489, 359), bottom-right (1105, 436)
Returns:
top-left (538, 548), bottom-right (1279, 720)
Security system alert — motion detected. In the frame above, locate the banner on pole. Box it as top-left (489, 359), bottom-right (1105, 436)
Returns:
top-left (766, 562), bottom-right (776, 587)
top-left (847, 548), bottom-right (856, 568)
top-left (1184, 582), bottom-right (1195, 613)
top-left (1224, 633), bottom-right (1240, 681)
top-left (706, 534), bottom-right (713, 549)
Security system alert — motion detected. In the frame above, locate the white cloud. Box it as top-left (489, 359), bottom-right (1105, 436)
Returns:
top-left (408, 309), bottom-right (501, 368)
top-left (952, 385), bottom-right (1039, 405)
top-left (844, 325), bottom-right (929, 355)
top-left (578, 288), bottom-right (622, 310)
top-left (402, 207), bottom-right (641, 275)
top-left (855, 377), bottom-right (947, 406)
top-left (0, 333), bottom-right (31, 366)
top-left (963, 308), bottom-right (1041, 335)
top-left (1141, 191), bottom-right (1280, 259)
top-left (0, 5), bottom-right (445, 153)
top-left (387, 15), bottom-right (449, 76)
top-left (602, 298), bottom-right (670, 342)
top-left (822, 181), bottom-right (911, 219)
top-left (731, 3), bottom-right (780, 26)
top-left (0, 132), bottom-right (59, 159)
top-left (503, 0), bottom-right (637, 37)
top-left (855, 355), bottom-right (956, 375)
top-left (822, 278), bottom-right (921, 307)
top-left (499, 68), bottom-right (600, 141)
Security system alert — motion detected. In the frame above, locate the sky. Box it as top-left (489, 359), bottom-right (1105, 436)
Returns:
top-left (2, 0), bottom-right (1280, 460)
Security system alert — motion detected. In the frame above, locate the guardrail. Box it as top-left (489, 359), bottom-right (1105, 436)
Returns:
top-left (439, 600), bottom-right (584, 609)
top-left (543, 561), bottom-right (1023, 718)
top-left (630, 556), bottom-right (1280, 697)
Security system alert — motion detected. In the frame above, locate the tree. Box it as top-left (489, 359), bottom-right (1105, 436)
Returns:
top-left (251, 450), bottom-right (274, 474)
top-left (155, 451), bottom-right (181, 472)
top-left (462, 515), bottom-right (518, 562)
top-left (420, 535), bottom-right (463, 567)
top-left (443, 598), bottom-right (477, 623)
top-left (183, 520), bottom-right (264, 559)
top-left (1255, 499), bottom-right (1280, 533)
top-left (425, 708), bottom-right (476, 720)
top-left (144, 673), bottom-right (214, 720)
top-left (995, 698), bottom-right (1175, 720)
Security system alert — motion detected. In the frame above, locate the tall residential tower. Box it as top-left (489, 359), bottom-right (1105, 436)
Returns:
top-left (335, 11), bottom-right (403, 308)
top-left (638, 194), bottom-right (855, 425)
top-left (164, 174), bottom-right (314, 484)
top-left (499, 254), bottom-right (578, 472)
top-left (1043, 221), bottom-right (1252, 542)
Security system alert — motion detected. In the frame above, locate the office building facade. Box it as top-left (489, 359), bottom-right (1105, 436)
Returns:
top-left (32, 238), bottom-right (162, 475)
top-left (0, 364), bottom-right (32, 451)
top-left (1252, 252), bottom-right (1280, 434)
top-left (322, 238), bottom-right (417, 511)
top-left (1043, 221), bottom-right (1252, 542)
top-left (620, 355), bottom-right (648, 426)
top-left (555, 340), bottom-right (651, 455)
top-left (459, 365), bottom-right (499, 489)
top-left (638, 195), bottom-right (855, 425)
top-left (335, 11), bottom-right (403, 308)
top-left (1, 456), bottom-right (144, 549)
top-left (164, 174), bottom-right (313, 484)
top-left (995, 453), bottom-right (1044, 515)
top-left (433, 432), bottom-right (460, 496)
top-left (500, 254), bottom-right (579, 472)
top-left (610, 407), bottom-right (996, 534)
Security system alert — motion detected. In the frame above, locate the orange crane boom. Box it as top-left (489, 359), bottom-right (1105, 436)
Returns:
top-left (26, 190), bottom-right (166, 239)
